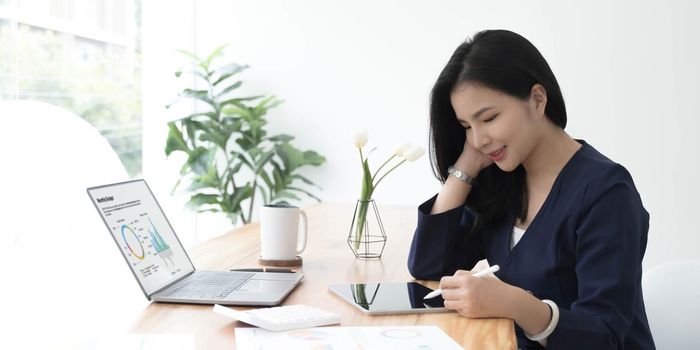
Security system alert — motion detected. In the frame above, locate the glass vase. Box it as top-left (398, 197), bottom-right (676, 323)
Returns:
top-left (347, 199), bottom-right (387, 258)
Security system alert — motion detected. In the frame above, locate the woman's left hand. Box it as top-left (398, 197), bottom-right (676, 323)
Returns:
top-left (439, 270), bottom-right (514, 319)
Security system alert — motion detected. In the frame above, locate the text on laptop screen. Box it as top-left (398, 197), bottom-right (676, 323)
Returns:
top-left (88, 180), bottom-right (194, 296)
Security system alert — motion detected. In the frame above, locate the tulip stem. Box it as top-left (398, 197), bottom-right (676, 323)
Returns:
top-left (372, 154), bottom-right (396, 182)
top-left (373, 159), bottom-right (406, 188)
top-left (354, 200), bottom-right (369, 250)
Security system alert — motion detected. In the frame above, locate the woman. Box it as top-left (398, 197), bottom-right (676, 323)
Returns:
top-left (407, 30), bottom-right (655, 349)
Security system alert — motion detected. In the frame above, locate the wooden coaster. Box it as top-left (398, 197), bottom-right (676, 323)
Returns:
top-left (258, 256), bottom-right (303, 267)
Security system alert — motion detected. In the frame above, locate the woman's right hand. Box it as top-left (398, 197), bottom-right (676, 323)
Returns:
top-left (454, 137), bottom-right (493, 177)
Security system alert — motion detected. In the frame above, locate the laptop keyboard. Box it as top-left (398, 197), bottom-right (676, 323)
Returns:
top-left (163, 271), bottom-right (254, 299)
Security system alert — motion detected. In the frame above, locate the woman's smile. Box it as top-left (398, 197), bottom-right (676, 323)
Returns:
top-left (488, 146), bottom-right (507, 162)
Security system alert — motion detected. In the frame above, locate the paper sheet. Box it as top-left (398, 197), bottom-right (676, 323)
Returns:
top-left (235, 325), bottom-right (462, 350)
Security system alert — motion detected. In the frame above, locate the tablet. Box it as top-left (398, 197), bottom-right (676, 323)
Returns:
top-left (328, 282), bottom-right (450, 315)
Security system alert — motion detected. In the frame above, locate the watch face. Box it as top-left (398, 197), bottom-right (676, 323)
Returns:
top-left (449, 166), bottom-right (473, 184)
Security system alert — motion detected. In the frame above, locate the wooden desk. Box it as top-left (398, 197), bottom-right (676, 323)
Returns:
top-left (132, 203), bottom-right (516, 349)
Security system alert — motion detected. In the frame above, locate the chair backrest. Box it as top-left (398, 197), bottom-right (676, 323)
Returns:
top-left (642, 259), bottom-right (700, 349)
top-left (0, 101), bottom-right (147, 343)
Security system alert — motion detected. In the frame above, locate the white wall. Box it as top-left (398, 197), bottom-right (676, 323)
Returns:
top-left (142, 0), bottom-right (216, 248)
top-left (142, 0), bottom-right (700, 269)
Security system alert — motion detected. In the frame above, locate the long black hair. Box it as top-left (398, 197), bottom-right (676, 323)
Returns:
top-left (429, 29), bottom-right (567, 234)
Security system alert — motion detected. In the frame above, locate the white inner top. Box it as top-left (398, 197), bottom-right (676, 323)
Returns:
top-left (511, 226), bottom-right (526, 250)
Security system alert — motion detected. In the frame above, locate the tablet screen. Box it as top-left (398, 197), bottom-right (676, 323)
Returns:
top-left (328, 282), bottom-right (448, 315)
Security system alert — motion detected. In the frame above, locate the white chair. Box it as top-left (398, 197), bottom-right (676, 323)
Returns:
top-left (642, 259), bottom-right (700, 349)
top-left (0, 101), bottom-right (147, 345)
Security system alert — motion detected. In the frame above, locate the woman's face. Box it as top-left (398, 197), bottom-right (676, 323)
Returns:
top-left (449, 82), bottom-right (546, 172)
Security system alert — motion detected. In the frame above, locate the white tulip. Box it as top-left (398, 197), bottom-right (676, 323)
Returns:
top-left (353, 129), bottom-right (369, 148)
top-left (404, 146), bottom-right (425, 161)
top-left (393, 141), bottom-right (412, 157)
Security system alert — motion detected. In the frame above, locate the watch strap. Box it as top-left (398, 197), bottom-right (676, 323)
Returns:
top-left (448, 165), bottom-right (476, 185)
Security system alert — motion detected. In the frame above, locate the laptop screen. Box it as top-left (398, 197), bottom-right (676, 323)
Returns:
top-left (87, 180), bottom-right (195, 296)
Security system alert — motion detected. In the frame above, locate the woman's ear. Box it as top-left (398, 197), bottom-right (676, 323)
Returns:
top-left (529, 84), bottom-right (547, 117)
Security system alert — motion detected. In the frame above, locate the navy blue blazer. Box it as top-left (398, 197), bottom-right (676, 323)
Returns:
top-left (408, 141), bottom-right (655, 349)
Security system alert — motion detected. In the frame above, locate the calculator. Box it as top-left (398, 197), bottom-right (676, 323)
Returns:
top-left (213, 304), bottom-right (341, 332)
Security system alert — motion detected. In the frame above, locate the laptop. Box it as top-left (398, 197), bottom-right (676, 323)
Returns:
top-left (87, 179), bottom-right (303, 305)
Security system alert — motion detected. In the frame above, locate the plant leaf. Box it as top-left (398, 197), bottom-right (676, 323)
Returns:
top-left (275, 143), bottom-right (298, 172)
top-left (216, 81), bottom-right (243, 98)
top-left (170, 177), bottom-right (183, 193)
top-left (221, 116), bottom-right (243, 135)
top-left (197, 123), bottom-right (228, 150)
top-left (258, 170), bottom-right (275, 202)
top-left (184, 119), bottom-right (198, 149)
top-left (180, 88), bottom-right (209, 99)
top-left (270, 162), bottom-right (285, 193)
top-left (186, 193), bottom-right (220, 210)
top-left (170, 69), bottom-right (208, 83)
top-left (256, 184), bottom-right (270, 205)
top-left (276, 143), bottom-right (326, 173)
top-left (179, 161), bottom-right (190, 176)
top-left (302, 150), bottom-right (326, 166)
top-left (220, 193), bottom-right (232, 212)
top-left (165, 122), bottom-right (189, 156)
top-left (266, 134), bottom-right (294, 143)
top-left (220, 95), bottom-right (265, 112)
top-left (361, 159), bottom-right (373, 199)
top-left (178, 89), bottom-right (217, 109)
top-left (187, 164), bottom-right (219, 191)
top-left (288, 186), bottom-right (322, 202)
top-left (290, 174), bottom-right (322, 189)
top-left (230, 184), bottom-right (253, 212)
top-left (248, 146), bottom-right (261, 160)
top-left (212, 63), bottom-right (249, 85)
top-left (203, 44), bottom-right (228, 69)
top-left (253, 96), bottom-right (283, 117)
top-left (254, 150), bottom-right (275, 172)
top-left (234, 152), bottom-right (254, 170)
top-left (171, 111), bottom-right (217, 122)
top-left (229, 160), bottom-right (244, 175)
top-left (187, 147), bottom-right (211, 175)
top-left (276, 190), bottom-right (301, 201)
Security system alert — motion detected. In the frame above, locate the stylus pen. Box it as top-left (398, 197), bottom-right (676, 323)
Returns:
top-left (423, 265), bottom-right (500, 299)
top-left (230, 268), bottom-right (296, 273)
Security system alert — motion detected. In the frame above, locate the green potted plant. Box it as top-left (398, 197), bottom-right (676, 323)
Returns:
top-left (165, 45), bottom-right (325, 225)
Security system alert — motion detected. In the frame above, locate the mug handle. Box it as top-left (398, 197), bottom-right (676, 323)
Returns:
top-left (296, 210), bottom-right (308, 254)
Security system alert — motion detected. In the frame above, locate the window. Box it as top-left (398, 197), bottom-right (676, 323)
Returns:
top-left (0, 0), bottom-right (142, 176)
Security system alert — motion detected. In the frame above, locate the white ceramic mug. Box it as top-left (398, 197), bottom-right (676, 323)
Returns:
top-left (260, 204), bottom-right (308, 260)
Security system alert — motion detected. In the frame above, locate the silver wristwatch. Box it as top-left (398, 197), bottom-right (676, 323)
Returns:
top-left (448, 165), bottom-right (476, 185)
